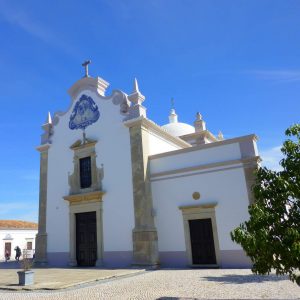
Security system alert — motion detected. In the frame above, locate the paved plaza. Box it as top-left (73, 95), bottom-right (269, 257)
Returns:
top-left (0, 268), bottom-right (299, 299)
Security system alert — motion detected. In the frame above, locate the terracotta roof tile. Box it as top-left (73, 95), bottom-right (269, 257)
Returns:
top-left (0, 220), bottom-right (38, 230)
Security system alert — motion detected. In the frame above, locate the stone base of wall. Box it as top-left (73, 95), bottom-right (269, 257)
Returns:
top-left (220, 250), bottom-right (252, 268)
top-left (45, 250), bottom-right (252, 268)
top-left (103, 251), bottom-right (133, 268)
top-left (159, 251), bottom-right (188, 267)
top-left (46, 251), bottom-right (133, 268)
top-left (47, 252), bottom-right (69, 267)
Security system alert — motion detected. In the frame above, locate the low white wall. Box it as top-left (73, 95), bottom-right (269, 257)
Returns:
top-left (0, 229), bottom-right (37, 261)
top-left (150, 138), bottom-right (255, 253)
top-left (150, 142), bottom-right (241, 175)
top-left (151, 166), bottom-right (249, 252)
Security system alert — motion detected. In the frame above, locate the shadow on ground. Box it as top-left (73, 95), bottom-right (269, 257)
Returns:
top-left (0, 261), bottom-right (22, 269)
top-left (157, 298), bottom-right (198, 300)
top-left (202, 273), bottom-right (288, 284)
top-left (156, 297), bottom-right (198, 300)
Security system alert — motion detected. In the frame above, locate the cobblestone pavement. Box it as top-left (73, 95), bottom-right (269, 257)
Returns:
top-left (0, 269), bottom-right (299, 300)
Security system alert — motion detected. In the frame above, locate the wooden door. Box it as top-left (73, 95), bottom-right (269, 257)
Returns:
top-left (5, 242), bottom-right (11, 256)
top-left (189, 218), bottom-right (216, 265)
top-left (76, 211), bottom-right (97, 266)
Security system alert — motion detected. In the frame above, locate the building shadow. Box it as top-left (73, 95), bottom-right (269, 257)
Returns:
top-left (157, 298), bottom-right (199, 300)
top-left (0, 260), bottom-right (22, 269)
top-left (156, 297), bottom-right (198, 300)
top-left (202, 273), bottom-right (288, 284)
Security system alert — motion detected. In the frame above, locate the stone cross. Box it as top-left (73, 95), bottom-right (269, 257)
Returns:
top-left (82, 60), bottom-right (91, 77)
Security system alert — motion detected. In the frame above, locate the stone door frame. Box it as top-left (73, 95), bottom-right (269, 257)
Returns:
top-left (179, 203), bottom-right (221, 267)
top-left (66, 196), bottom-right (104, 267)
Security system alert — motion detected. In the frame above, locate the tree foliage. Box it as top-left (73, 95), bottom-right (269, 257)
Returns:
top-left (231, 124), bottom-right (300, 284)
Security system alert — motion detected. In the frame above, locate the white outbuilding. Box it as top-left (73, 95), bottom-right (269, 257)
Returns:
top-left (0, 220), bottom-right (37, 261)
top-left (35, 66), bottom-right (259, 268)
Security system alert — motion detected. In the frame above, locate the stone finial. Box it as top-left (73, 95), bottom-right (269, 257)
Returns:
top-left (196, 112), bottom-right (202, 121)
top-left (45, 112), bottom-right (52, 124)
top-left (126, 78), bottom-right (147, 119)
top-left (194, 112), bottom-right (206, 132)
top-left (218, 131), bottom-right (224, 140)
top-left (128, 78), bottom-right (145, 105)
top-left (41, 112), bottom-right (53, 144)
top-left (133, 78), bottom-right (139, 93)
top-left (169, 108), bottom-right (178, 123)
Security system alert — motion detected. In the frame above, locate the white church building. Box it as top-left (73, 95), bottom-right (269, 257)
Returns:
top-left (35, 64), bottom-right (259, 268)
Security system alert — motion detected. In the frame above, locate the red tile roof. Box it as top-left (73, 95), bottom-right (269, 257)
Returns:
top-left (0, 220), bottom-right (38, 230)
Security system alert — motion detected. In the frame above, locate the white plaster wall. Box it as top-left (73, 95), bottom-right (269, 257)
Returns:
top-left (147, 130), bottom-right (183, 155)
top-left (150, 142), bottom-right (241, 174)
top-left (0, 230), bottom-right (37, 261)
top-left (46, 89), bottom-right (135, 253)
top-left (151, 166), bottom-right (249, 252)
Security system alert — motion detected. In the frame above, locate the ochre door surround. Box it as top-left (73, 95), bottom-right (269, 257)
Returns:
top-left (64, 196), bottom-right (104, 267)
top-left (179, 203), bottom-right (220, 267)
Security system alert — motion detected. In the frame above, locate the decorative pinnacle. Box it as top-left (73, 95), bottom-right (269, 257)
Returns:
top-left (218, 131), bottom-right (224, 140)
top-left (128, 77), bottom-right (145, 105)
top-left (46, 112), bottom-right (52, 124)
top-left (82, 60), bottom-right (91, 77)
top-left (196, 112), bottom-right (202, 121)
top-left (133, 78), bottom-right (139, 93)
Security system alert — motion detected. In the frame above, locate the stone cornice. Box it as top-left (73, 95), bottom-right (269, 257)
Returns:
top-left (180, 130), bottom-right (218, 142)
top-left (179, 203), bottom-right (218, 211)
top-left (149, 134), bottom-right (258, 160)
top-left (36, 144), bottom-right (51, 153)
top-left (68, 76), bottom-right (109, 100)
top-left (63, 191), bottom-right (105, 204)
top-left (123, 116), bottom-right (191, 149)
top-left (70, 139), bottom-right (97, 151)
top-left (151, 156), bottom-right (261, 179)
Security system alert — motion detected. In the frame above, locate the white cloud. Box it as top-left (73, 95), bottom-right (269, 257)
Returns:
top-left (0, 202), bottom-right (38, 222)
top-left (260, 146), bottom-right (283, 171)
top-left (247, 70), bottom-right (300, 82)
top-left (0, 1), bottom-right (76, 56)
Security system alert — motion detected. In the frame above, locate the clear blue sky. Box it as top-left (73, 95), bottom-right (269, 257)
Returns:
top-left (0, 0), bottom-right (299, 222)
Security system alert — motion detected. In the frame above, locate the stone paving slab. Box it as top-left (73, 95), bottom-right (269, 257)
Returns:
top-left (0, 267), bottom-right (145, 291)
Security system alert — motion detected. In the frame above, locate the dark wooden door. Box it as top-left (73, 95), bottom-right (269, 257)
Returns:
top-left (5, 242), bottom-right (11, 256)
top-left (76, 211), bottom-right (97, 266)
top-left (189, 218), bottom-right (216, 265)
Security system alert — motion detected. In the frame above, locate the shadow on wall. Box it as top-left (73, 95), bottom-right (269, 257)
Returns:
top-left (202, 273), bottom-right (289, 284)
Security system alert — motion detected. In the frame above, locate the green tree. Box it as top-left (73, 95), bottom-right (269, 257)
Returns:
top-left (231, 124), bottom-right (300, 285)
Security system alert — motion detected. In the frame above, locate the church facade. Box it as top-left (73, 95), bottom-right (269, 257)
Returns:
top-left (35, 69), bottom-right (259, 268)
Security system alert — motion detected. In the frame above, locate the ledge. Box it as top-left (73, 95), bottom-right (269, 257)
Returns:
top-left (123, 116), bottom-right (191, 149)
top-left (151, 156), bottom-right (260, 179)
top-left (149, 134), bottom-right (258, 160)
top-left (63, 191), bottom-right (105, 204)
top-left (36, 143), bottom-right (51, 153)
top-left (179, 203), bottom-right (218, 211)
